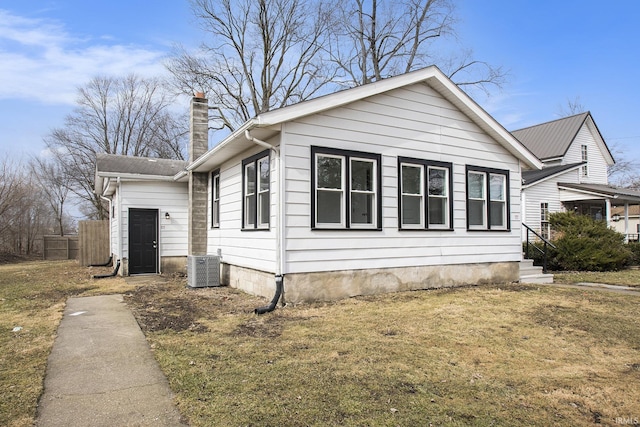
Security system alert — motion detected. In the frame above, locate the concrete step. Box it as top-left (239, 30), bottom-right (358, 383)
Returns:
top-left (519, 259), bottom-right (553, 284)
top-left (519, 273), bottom-right (554, 284)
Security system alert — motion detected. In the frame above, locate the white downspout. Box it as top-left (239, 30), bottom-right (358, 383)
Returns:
top-left (245, 130), bottom-right (282, 277)
top-left (99, 194), bottom-right (113, 256)
top-left (117, 177), bottom-right (123, 270)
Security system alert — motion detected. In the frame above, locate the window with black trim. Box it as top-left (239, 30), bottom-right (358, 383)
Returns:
top-left (466, 165), bottom-right (510, 230)
top-left (312, 146), bottom-right (381, 230)
top-left (242, 150), bottom-right (270, 229)
top-left (398, 157), bottom-right (453, 229)
top-left (211, 170), bottom-right (220, 228)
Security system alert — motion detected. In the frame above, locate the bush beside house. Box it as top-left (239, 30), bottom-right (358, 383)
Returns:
top-left (526, 212), bottom-right (633, 272)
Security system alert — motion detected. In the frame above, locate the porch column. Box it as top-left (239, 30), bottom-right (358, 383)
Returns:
top-left (624, 203), bottom-right (629, 243)
top-left (605, 199), bottom-right (611, 227)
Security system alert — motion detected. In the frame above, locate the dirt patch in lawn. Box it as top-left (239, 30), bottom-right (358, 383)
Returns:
top-left (124, 276), bottom-right (266, 333)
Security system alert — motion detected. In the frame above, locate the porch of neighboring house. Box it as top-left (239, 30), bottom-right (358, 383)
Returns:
top-left (558, 182), bottom-right (640, 243)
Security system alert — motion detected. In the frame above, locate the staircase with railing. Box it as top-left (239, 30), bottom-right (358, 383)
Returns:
top-left (521, 223), bottom-right (555, 284)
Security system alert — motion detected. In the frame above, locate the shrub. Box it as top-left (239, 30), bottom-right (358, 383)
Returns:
top-left (627, 241), bottom-right (640, 265)
top-left (547, 212), bottom-right (632, 271)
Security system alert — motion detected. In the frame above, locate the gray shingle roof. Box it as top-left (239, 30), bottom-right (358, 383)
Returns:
top-left (522, 162), bottom-right (584, 185)
top-left (511, 112), bottom-right (590, 161)
top-left (96, 153), bottom-right (187, 177)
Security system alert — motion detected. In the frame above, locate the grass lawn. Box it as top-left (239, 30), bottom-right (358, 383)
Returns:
top-left (1, 260), bottom-right (639, 426)
top-left (0, 260), bottom-right (134, 427)
top-left (553, 269), bottom-right (640, 288)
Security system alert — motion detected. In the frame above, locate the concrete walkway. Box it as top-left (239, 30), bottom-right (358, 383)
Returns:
top-left (539, 281), bottom-right (640, 296)
top-left (36, 294), bottom-right (188, 427)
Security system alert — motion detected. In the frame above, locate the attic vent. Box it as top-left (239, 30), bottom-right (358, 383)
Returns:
top-left (187, 255), bottom-right (220, 288)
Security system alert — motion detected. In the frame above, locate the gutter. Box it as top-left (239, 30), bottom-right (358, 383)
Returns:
top-left (186, 119), bottom-right (258, 173)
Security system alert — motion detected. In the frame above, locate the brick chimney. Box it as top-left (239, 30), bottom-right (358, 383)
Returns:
top-left (188, 93), bottom-right (208, 256)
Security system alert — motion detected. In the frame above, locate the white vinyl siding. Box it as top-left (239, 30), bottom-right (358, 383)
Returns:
top-left (207, 145), bottom-right (278, 273)
top-left (280, 82), bottom-right (523, 274)
top-left (117, 181), bottom-right (188, 260)
top-left (520, 169), bottom-right (578, 240)
top-left (563, 123), bottom-right (609, 185)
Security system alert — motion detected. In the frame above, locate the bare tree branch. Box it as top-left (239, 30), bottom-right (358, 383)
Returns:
top-left (44, 74), bottom-right (186, 219)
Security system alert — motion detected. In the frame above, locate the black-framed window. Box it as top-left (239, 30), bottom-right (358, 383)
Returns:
top-left (211, 169), bottom-right (220, 228)
top-left (242, 150), bottom-right (270, 230)
top-left (311, 146), bottom-right (381, 230)
top-left (466, 165), bottom-right (510, 230)
top-left (398, 157), bottom-right (453, 230)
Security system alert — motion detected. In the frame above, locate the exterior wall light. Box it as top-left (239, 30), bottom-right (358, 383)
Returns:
top-left (165, 212), bottom-right (171, 220)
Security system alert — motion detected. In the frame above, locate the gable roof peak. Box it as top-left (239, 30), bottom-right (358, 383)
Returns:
top-left (511, 111), bottom-right (593, 161)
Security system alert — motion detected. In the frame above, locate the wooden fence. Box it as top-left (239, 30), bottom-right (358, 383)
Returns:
top-left (78, 220), bottom-right (110, 266)
top-left (43, 235), bottom-right (79, 261)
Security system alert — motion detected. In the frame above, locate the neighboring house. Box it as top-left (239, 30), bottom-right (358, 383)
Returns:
top-left (513, 112), bottom-right (640, 241)
top-left (177, 66), bottom-right (542, 302)
top-left (94, 154), bottom-right (188, 275)
top-left (611, 204), bottom-right (640, 241)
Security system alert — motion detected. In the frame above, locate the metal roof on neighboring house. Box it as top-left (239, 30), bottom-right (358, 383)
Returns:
top-left (511, 112), bottom-right (590, 161)
top-left (522, 162), bottom-right (584, 186)
top-left (96, 153), bottom-right (187, 177)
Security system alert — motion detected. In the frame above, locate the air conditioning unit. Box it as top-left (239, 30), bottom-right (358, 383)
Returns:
top-left (187, 255), bottom-right (221, 288)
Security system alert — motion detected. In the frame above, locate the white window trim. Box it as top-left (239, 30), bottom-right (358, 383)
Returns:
top-left (468, 171), bottom-right (487, 230)
top-left (349, 157), bottom-right (377, 230)
top-left (489, 173), bottom-right (507, 230)
top-left (312, 146), bottom-right (381, 230)
top-left (257, 157), bottom-right (270, 229)
top-left (400, 162), bottom-right (425, 229)
top-left (315, 152), bottom-right (346, 228)
top-left (427, 165), bottom-right (450, 229)
top-left (242, 150), bottom-right (270, 230)
top-left (211, 171), bottom-right (220, 228)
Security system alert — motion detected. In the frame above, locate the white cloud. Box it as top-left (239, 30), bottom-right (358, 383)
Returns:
top-left (0, 9), bottom-right (167, 105)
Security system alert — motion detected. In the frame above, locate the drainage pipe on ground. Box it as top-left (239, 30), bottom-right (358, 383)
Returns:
top-left (92, 259), bottom-right (120, 279)
top-left (255, 275), bottom-right (283, 315)
top-left (90, 255), bottom-right (113, 267)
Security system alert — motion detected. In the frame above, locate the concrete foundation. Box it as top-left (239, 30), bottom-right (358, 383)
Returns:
top-left (120, 256), bottom-right (187, 276)
top-left (225, 264), bottom-right (276, 299)
top-left (225, 261), bottom-right (520, 304)
top-left (161, 256), bottom-right (187, 275)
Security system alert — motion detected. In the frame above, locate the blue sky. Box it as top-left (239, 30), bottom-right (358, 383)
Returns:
top-left (1, 0), bottom-right (639, 168)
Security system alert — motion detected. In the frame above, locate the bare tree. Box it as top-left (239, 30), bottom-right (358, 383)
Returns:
top-left (330, 0), bottom-right (506, 92)
top-left (0, 156), bottom-right (22, 238)
top-left (556, 98), bottom-right (640, 186)
top-left (45, 74), bottom-right (187, 219)
top-left (29, 156), bottom-right (73, 236)
top-left (166, 0), bottom-right (338, 133)
top-left (169, 0), bottom-right (507, 137)
top-left (0, 156), bottom-right (55, 255)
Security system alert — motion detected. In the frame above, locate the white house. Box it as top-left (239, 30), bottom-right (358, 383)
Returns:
top-left (94, 154), bottom-right (189, 275)
top-left (513, 112), bottom-right (640, 242)
top-left (177, 66), bottom-right (543, 303)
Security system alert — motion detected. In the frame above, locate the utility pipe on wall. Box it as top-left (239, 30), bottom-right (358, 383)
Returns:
top-left (245, 130), bottom-right (283, 314)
